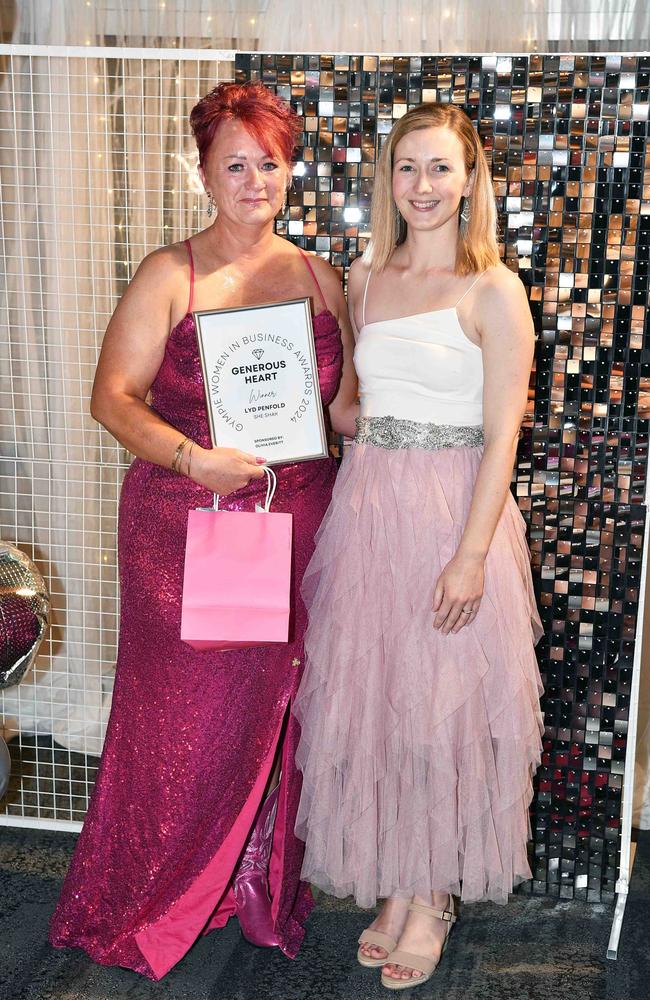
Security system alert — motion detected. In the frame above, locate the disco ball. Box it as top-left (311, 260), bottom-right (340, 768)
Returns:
top-left (0, 541), bottom-right (50, 690)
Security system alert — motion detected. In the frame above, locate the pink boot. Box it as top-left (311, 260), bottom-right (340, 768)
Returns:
top-left (233, 784), bottom-right (280, 948)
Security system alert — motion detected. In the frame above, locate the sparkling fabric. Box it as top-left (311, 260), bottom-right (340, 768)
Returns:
top-left (237, 51), bottom-right (650, 903)
top-left (49, 307), bottom-right (343, 979)
top-left (355, 415), bottom-right (484, 450)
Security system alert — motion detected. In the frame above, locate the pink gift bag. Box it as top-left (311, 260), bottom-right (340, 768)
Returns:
top-left (181, 469), bottom-right (292, 651)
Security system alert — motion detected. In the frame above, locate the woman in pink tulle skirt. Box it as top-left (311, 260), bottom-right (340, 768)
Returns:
top-left (293, 103), bottom-right (544, 990)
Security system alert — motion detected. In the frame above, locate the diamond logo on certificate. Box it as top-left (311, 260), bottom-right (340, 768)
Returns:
top-left (194, 298), bottom-right (328, 466)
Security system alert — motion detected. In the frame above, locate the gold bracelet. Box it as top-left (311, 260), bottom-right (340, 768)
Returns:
top-left (171, 436), bottom-right (189, 473)
top-left (176, 439), bottom-right (189, 472)
top-left (186, 440), bottom-right (196, 478)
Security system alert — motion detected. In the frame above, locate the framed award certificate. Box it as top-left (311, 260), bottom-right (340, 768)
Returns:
top-left (194, 298), bottom-right (329, 466)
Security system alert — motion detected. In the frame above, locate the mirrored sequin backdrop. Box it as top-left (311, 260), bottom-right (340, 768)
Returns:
top-left (235, 52), bottom-right (650, 904)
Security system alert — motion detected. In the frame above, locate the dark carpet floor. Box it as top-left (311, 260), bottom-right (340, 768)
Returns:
top-left (1, 826), bottom-right (648, 1000)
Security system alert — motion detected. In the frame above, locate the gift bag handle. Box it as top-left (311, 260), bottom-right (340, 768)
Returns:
top-left (211, 466), bottom-right (277, 513)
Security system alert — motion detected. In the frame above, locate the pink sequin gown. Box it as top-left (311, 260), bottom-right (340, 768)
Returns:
top-left (49, 248), bottom-right (343, 980)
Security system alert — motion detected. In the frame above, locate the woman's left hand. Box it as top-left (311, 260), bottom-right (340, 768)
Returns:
top-left (432, 552), bottom-right (485, 634)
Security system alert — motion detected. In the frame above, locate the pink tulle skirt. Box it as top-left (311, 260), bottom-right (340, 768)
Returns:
top-left (293, 442), bottom-right (544, 908)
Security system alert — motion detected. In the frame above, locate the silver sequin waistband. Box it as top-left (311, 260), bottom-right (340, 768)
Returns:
top-left (355, 415), bottom-right (484, 450)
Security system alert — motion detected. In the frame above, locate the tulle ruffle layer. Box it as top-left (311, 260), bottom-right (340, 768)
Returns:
top-left (293, 444), bottom-right (544, 908)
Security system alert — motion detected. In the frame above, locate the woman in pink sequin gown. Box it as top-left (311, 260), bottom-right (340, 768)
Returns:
top-left (49, 83), bottom-right (357, 980)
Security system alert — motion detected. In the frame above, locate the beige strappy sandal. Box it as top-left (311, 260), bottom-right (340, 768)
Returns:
top-left (380, 897), bottom-right (456, 990)
top-left (357, 928), bottom-right (399, 968)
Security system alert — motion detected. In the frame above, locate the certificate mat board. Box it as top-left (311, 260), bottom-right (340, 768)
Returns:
top-left (194, 298), bottom-right (328, 466)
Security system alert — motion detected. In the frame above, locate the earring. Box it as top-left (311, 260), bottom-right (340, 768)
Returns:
top-left (460, 197), bottom-right (471, 226)
top-left (281, 191), bottom-right (287, 214)
top-left (207, 194), bottom-right (216, 218)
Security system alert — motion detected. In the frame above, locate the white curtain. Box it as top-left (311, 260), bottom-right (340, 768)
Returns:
top-left (0, 53), bottom-right (117, 754)
top-left (6, 0), bottom-right (650, 52)
top-left (0, 47), bottom-right (214, 755)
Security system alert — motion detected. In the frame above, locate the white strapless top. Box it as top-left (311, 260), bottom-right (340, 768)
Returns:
top-left (354, 305), bottom-right (484, 427)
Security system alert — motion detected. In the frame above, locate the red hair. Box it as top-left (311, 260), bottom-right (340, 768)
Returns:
top-left (190, 81), bottom-right (301, 167)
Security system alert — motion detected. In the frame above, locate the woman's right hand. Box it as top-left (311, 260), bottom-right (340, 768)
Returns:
top-left (191, 446), bottom-right (267, 495)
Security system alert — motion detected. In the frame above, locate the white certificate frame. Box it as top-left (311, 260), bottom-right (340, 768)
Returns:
top-left (194, 297), bottom-right (329, 467)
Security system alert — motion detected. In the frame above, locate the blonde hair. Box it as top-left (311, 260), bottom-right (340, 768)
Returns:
top-left (365, 103), bottom-right (500, 275)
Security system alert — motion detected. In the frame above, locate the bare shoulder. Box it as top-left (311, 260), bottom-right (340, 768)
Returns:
top-left (474, 265), bottom-right (534, 350)
top-left (130, 241), bottom-right (189, 289)
top-left (347, 254), bottom-right (371, 298)
top-left (117, 243), bottom-right (191, 330)
top-left (476, 263), bottom-right (529, 312)
top-left (345, 257), bottom-right (372, 319)
top-left (299, 249), bottom-right (344, 302)
top-left (105, 242), bottom-right (192, 341)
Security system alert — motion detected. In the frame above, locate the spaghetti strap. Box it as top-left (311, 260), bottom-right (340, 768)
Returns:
top-left (184, 238), bottom-right (195, 315)
top-left (455, 270), bottom-right (486, 307)
top-left (299, 249), bottom-right (328, 313)
top-left (361, 268), bottom-right (372, 327)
